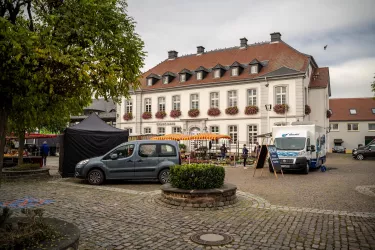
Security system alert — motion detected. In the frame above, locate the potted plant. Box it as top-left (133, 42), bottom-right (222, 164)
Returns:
top-left (188, 109), bottom-right (200, 118)
top-left (142, 112), bottom-right (152, 119)
top-left (155, 111), bottom-right (167, 119)
top-left (179, 143), bottom-right (186, 153)
top-left (245, 105), bottom-right (259, 115)
top-left (207, 107), bottom-right (221, 117)
top-left (170, 110), bottom-right (181, 118)
top-left (225, 106), bottom-right (239, 115)
top-left (123, 112), bottom-right (133, 121)
top-left (305, 105), bottom-right (311, 115)
top-left (273, 104), bottom-right (289, 114)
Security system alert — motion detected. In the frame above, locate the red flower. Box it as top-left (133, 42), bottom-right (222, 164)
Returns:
top-left (273, 104), bottom-right (289, 114)
top-left (326, 109), bottom-right (332, 118)
top-left (188, 109), bottom-right (200, 117)
top-left (207, 108), bottom-right (221, 117)
top-left (305, 105), bottom-right (311, 115)
top-left (155, 111), bottom-right (167, 119)
top-left (123, 113), bottom-right (133, 121)
top-left (225, 106), bottom-right (239, 115)
top-left (170, 110), bottom-right (181, 118)
top-left (245, 106), bottom-right (259, 115)
top-left (142, 112), bottom-right (152, 119)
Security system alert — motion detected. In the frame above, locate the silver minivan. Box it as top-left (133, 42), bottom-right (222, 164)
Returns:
top-left (74, 140), bottom-right (181, 185)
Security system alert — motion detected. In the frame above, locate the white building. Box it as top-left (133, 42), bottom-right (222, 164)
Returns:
top-left (117, 32), bottom-right (331, 150)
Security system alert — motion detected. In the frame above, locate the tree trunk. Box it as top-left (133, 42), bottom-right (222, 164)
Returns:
top-left (18, 130), bottom-right (26, 165)
top-left (0, 107), bottom-right (9, 186)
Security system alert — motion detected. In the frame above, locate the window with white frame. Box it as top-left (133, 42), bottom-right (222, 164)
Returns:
top-left (147, 78), bottom-right (152, 86)
top-left (210, 92), bottom-right (219, 108)
top-left (158, 127), bottom-right (165, 135)
top-left (172, 95), bottom-right (180, 110)
top-left (231, 67), bottom-right (239, 76)
top-left (250, 65), bottom-right (258, 74)
top-left (347, 123), bottom-right (359, 131)
top-left (197, 71), bottom-right (203, 80)
top-left (247, 89), bottom-right (257, 106)
top-left (158, 97), bottom-right (165, 112)
top-left (172, 127), bottom-right (181, 133)
top-left (190, 94), bottom-right (199, 109)
top-left (330, 123), bottom-right (339, 131)
top-left (163, 76), bottom-right (169, 84)
top-left (144, 127), bottom-right (151, 134)
top-left (372, 108), bottom-right (375, 114)
top-left (180, 74), bottom-right (186, 82)
top-left (349, 109), bottom-right (357, 115)
top-left (125, 100), bottom-right (133, 113)
top-left (228, 125), bottom-right (238, 143)
top-left (248, 125), bottom-right (258, 145)
top-left (144, 98), bottom-right (151, 112)
top-left (214, 69), bottom-right (221, 78)
top-left (228, 90), bottom-right (237, 107)
top-left (275, 86), bottom-right (287, 104)
top-left (210, 126), bottom-right (219, 134)
top-left (368, 123), bottom-right (375, 131)
top-left (125, 128), bottom-right (133, 134)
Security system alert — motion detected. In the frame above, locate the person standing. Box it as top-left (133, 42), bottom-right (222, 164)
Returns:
top-left (220, 144), bottom-right (227, 160)
top-left (40, 141), bottom-right (49, 167)
top-left (242, 144), bottom-right (249, 169)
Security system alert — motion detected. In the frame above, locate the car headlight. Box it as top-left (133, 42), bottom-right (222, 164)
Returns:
top-left (77, 159), bottom-right (89, 167)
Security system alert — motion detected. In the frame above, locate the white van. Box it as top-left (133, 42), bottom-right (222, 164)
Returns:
top-left (271, 122), bottom-right (326, 174)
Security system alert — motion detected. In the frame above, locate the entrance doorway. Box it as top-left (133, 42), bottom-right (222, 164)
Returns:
top-left (189, 127), bottom-right (201, 151)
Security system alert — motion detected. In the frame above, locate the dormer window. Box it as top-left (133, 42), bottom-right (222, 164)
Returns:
top-left (214, 69), bottom-right (221, 78)
top-left (230, 61), bottom-right (244, 77)
top-left (372, 108), bottom-right (375, 114)
top-left (195, 66), bottom-right (209, 81)
top-left (249, 59), bottom-right (262, 74)
top-left (232, 67), bottom-right (239, 76)
top-left (349, 109), bottom-right (357, 115)
top-left (180, 74), bottom-right (186, 82)
top-left (178, 68), bottom-right (192, 83)
top-left (251, 65), bottom-right (258, 74)
top-left (145, 73), bottom-right (161, 86)
top-left (213, 64), bottom-right (226, 79)
top-left (197, 72), bottom-right (202, 80)
top-left (163, 76), bottom-right (169, 84)
top-left (147, 78), bottom-right (153, 86)
top-left (162, 71), bottom-right (176, 84)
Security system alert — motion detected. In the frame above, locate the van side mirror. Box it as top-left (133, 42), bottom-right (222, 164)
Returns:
top-left (110, 153), bottom-right (118, 160)
top-left (307, 146), bottom-right (311, 151)
top-left (310, 145), bottom-right (316, 152)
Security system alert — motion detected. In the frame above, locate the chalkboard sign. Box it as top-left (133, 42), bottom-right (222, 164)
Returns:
top-left (267, 145), bottom-right (281, 171)
top-left (255, 145), bottom-right (268, 169)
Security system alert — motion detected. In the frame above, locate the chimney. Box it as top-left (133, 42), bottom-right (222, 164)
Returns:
top-left (197, 46), bottom-right (205, 54)
top-left (168, 50), bottom-right (178, 60)
top-left (240, 37), bottom-right (248, 48)
top-left (270, 32), bottom-right (282, 42)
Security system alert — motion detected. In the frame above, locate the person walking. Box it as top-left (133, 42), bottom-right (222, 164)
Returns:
top-left (40, 141), bottom-right (49, 167)
top-left (242, 144), bottom-right (249, 169)
top-left (220, 144), bottom-right (227, 160)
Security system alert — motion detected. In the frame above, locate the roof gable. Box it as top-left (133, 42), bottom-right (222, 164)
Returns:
top-left (329, 98), bottom-right (375, 121)
top-left (261, 66), bottom-right (302, 78)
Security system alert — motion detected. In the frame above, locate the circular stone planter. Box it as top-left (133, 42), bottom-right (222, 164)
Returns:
top-left (6, 217), bottom-right (80, 250)
top-left (2, 168), bottom-right (50, 180)
top-left (160, 183), bottom-right (237, 210)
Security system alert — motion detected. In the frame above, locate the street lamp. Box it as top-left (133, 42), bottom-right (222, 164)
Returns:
top-left (265, 104), bottom-right (272, 133)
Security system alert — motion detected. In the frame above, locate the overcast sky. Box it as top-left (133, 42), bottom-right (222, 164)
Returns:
top-left (127, 0), bottom-right (375, 98)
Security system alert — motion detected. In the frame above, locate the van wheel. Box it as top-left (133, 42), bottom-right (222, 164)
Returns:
top-left (302, 162), bottom-right (309, 175)
top-left (87, 169), bottom-right (105, 185)
top-left (158, 169), bottom-right (170, 184)
top-left (356, 154), bottom-right (364, 160)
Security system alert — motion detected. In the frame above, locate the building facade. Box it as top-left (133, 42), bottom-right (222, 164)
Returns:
top-left (117, 32), bottom-right (331, 150)
top-left (329, 98), bottom-right (375, 152)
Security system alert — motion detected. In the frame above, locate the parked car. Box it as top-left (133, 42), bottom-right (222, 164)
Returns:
top-left (75, 140), bottom-right (181, 185)
top-left (332, 146), bottom-right (346, 153)
top-left (352, 144), bottom-right (375, 160)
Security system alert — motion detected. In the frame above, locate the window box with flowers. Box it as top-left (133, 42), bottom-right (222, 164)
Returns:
top-left (273, 104), bottom-right (289, 114)
top-left (155, 111), bottom-right (167, 119)
top-left (326, 109), bottom-right (332, 118)
top-left (170, 110), bottom-right (181, 118)
top-left (244, 105), bottom-right (259, 115)
top-left (123, 113), bottom-right (133, 121)
top-left (188, 109), bottom-right (200, 118)
top-left (207, 108), bottom-right (221, 117)
top-left (142, 112), bottom-right (152, 120)
top-left (305, 105), bottom-right (311, 115)
top-left (225, 106), bottom-right (239, 115)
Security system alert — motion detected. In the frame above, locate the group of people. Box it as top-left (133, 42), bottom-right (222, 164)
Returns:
top-left (219, 142), bottom-right (261, 169)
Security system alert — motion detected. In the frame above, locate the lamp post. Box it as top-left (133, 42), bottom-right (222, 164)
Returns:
top-left (265, 104), bottom-right (272, 133)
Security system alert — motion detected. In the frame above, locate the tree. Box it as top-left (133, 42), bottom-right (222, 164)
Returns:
top-left (0, 0), bottom-right (145, 182)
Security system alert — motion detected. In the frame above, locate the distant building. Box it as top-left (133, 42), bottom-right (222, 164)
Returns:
top-left (329, 98), bottom-right (375, 152)
top-left (70, 99), bottom-right (116, 127)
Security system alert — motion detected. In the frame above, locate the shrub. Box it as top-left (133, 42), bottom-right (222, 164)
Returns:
top-left (188, 109), bottom-right (200, 117)
top-left (179, 144), bottom-right (186, 150)
top-left (305, 105), bottom-right (311, 115)
top-left (155, 111), bottom-right (167, 119)
top-left (142, 112), bottom-right (152, 119)
top-left (10, 164), bottom-right (40, 171)
top-left (245, 105), bottom-right (259, 115)
top-left (170, 110), bottom-right (181, 118)
top-left (225, 106), bottom-right (238, 115)
top-left (207, 107), bottom-right (221, 117)
top-left (170, 164), bottom-right (225, 189)
top-left (273, 104), bottom-right (289, 114)
top-left (123, 112), bottom-right (133, 121)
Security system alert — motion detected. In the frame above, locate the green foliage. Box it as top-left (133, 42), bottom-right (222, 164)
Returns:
top-left (170, 164), bottom-right (225, 190)
top-left (179, 144), bottom-right (186, 150)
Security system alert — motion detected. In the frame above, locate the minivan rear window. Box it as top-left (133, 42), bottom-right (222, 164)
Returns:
top-left (160, 144), bottom-right (177, 157)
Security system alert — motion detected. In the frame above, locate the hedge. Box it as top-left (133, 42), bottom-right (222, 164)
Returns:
top-left (170, 164), bottom-right (225, 190)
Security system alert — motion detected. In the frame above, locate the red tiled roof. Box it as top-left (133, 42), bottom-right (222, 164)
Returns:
top-left (329, 98), bottom-right (375, 121)
top-left (309, 67), bottom-right (329, 88)
top-left (141, 41), bottom-right (309, 90)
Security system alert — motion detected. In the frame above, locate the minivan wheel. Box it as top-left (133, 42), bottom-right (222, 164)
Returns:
top-left (356, 154), bottom-right (364, 160)
top-left (87, 169), bottom-right (104, 185)
top-left (158, 169), bottom-right (170, 184)
top-left (302, 162), bottom-right (309, 175)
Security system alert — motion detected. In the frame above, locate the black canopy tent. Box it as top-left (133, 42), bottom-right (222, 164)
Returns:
top-left (59, 113), bottom-right (128, 177)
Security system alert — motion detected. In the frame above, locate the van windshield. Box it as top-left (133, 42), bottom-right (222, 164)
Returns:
top-left (275, 137), bottom-right (306, 150)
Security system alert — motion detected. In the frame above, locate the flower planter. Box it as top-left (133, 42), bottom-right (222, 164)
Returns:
top-left (305, 105), bottom-right (311, 115)
top-left (244, 105), bottom-right (259, 115)
top-left (170, 110), bottom-right (181, 118)
top-left (207, 108), bottom-right (221, 117)
top-left (273, 104), bottom-right (289, 114)
top-left (142, 112), bottom-right (152, 119)
top-left (188, 109), bottom-right (200, 118)
top-left (225, 106), bottom-right (238, 115)
top-left (123, 113), bottom-right (133, 121)
top-left (155, 111), bottom-right (167, 119)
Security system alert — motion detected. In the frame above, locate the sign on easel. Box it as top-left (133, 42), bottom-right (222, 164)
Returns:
top-left (253, 145), bottom-right (283, 178)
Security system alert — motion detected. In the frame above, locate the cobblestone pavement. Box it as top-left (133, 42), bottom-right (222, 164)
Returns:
top-left (1, 179), bottom-right (375, 250)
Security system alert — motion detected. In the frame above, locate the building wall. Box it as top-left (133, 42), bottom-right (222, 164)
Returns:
top-left (329, 121), bottom-right (375, 152)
